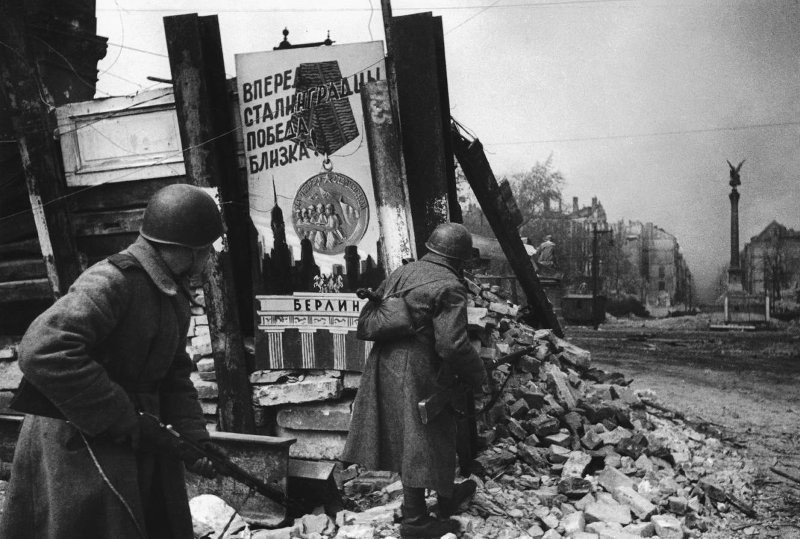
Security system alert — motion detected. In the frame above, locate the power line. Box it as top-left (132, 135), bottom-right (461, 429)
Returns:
top-left (483, 120), bottom-right (800, 146)
top-left (445, 0), bottom-right (504, 35)
top-left (95, 1), bottom-right (634, 13)
top-left (106, 41), bottom-right (169, 58)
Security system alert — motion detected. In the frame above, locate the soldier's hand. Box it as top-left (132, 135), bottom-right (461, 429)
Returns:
top-left (181, 440), bottom-right (227, 479)
top-left (186, 456), bottom-right (216, 479)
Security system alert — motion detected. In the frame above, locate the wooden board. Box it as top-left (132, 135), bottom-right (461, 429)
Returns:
top-left (0, 258), bottom-right (47, 281)
top-left (68, 177), bottom-right (182, 211)
top-left (0, 279), bottom-right (51, 303)
top-left (72, 208), bottom-right (145, 237)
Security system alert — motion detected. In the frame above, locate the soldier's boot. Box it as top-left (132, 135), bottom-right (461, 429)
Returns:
top-left (399, 515), bottom-right (460, 539)
top-left (400, 485), bottom-right (460, 539)
top-left (436, 478), bottom-right (477, 518)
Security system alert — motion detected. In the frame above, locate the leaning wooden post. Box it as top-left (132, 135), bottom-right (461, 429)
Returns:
top-left (164, 13), bottom-right (255, 433)
top-left (0, 1), bottom-right (83, 297)
top-left (452, 128), bottom-right (564, 337)
top-left (361, 80), bottom-right (415, 273)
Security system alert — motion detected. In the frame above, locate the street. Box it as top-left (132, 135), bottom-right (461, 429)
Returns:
top-left (568, 320), bottom-right (800, 535)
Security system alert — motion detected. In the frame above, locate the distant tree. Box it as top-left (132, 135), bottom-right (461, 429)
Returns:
top-left (507, 154), bottom-right (566, 231)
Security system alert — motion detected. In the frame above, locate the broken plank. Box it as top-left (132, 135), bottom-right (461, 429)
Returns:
top-left (71, 208), bottom-right (145, 237)
top-left (0, 279), bottom-right (51, 303)
top-left (451, 128), bottom-right (563, 336)
top-left (0, 258), bottom-right (47, 281)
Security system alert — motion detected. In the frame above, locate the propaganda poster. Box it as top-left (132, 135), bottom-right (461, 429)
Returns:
top-left (235, 41), bottom-right (385, 271)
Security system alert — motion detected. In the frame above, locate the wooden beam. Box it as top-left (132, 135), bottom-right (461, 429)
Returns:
top-left (71, 208), bottom-right (144, 237)
top-left (164, 13), bottom-right (255, 434)
top-left (0, 238), bottom-right (41, 258)
top-left (0, 279), bottom-right (52, 303)
top-left (198, 15), bottom-right (255, 334)
top-left (0, 258), bottom-right (47, 281)
top-left (389, 12), bottom-right (451, 255)
top-left (361, 80), bottom-right (415, 274)
top-left (451, 129), bottom-right (563, 337)
top-left (67, 177), bottom-right (182, 211)
top-left (0, 1), bottom-right (83, 297)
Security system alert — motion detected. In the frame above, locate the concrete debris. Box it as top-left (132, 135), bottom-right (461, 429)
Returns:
top-left (189, 494), bottom-right (251, 538)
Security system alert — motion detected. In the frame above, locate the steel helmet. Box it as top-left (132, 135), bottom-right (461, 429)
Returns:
top-left (140, 184), bottom-right (223, 248)
top-left (424, 222), bottom-right (473, 261)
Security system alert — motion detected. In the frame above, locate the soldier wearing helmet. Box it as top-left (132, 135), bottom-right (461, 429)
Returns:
top-left (343, 222), bottom-right (487, 539)
top-left (1, 184), bottom-right (226, 539)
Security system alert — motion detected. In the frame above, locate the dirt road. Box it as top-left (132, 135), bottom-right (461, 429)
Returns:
top-left (568, 322), bottom-right (800, 536)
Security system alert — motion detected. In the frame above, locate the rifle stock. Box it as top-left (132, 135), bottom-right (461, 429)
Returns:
top-left (417, 346), bottom-right (537, 425)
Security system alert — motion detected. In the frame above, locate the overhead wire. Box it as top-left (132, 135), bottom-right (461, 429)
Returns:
top-left (0, 125), bottom-right (240, 226)
top-left (481, 120), bottom-right (800, 146)
top-left (98, 0), bottom-right (127, 77)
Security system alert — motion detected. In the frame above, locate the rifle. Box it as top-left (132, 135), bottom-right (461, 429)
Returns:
top-left (140, 413), bottom-right (290, 510)
top-left (417, 346), bottom-right (537, 425)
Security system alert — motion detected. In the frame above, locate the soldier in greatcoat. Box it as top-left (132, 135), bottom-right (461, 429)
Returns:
top-left (342, 222), bottom-right (487, 539)
top-left (0, 184), bottom-right (226, 539)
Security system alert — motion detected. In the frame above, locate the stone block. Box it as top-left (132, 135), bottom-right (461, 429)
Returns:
top-left (510, 398), bottom-right (530, 419)
top-left (467, 307), bottom-right (490, 328)
top-left (581, 429), bottom-right (603, 450)
top-left (274, 426), bottom-right (347, 460)
top-left (571, 534), bottom-right (599, 539)
top-left (508, 418), bottom-right (528, 441)
top-left (562, 451), bottom-right (592, 478)
top-left (597, 529), bottom-right (641, 539)
top-left (200, 400), bottom-right (217, 416)
top-left (558, 477), bottom-right (593, 499)
top-left (548, 334), bottom-right (591, 369)
top-left (253, 376), bottom-right (342, 406)
top-left (489, 302), bottom-right (519, 317)
top-left (545, 432), bottom-right (572, 447)
top-left (196, 357), bottom-right (215, 373)
top-left (574, 493), bottom-right (595, 511)
top-left (548, 445), bottom-right (571, 464)
top-left (194, 314), bottom-right (209, 327)
top-left (194, 324), bottom-right (211, 337)
top-left (0, 345), bottom-right (17, 361)
top-left (188, 337), bottom-right (213, 359)
top-left (667, 496), bottom-right (688, 515)
top-left (599, 427), bottom-right (632, 446)
top-left (651, 515), bottom-right (683, 539)
top-left (613, 486), bottom-right (656, 520)
top-left (584, 501), bottom-right (632, 525)
top-left (0, 360), bottom-right (22, 391)
top-left (531, 415), bottom-right (561, 438)
top-left (562, 511), bottom-right (585, 535)
top-left (596, 467), bottom-right (635, 494)
top-left (249, 370), bottom-right (300, 384)
top-left (622, 522), bottom-right (655, 537)
top-left (343, 372), bottom-right (361, 390)
top-left (190, 372), bottom-right (219, 399)
top-left (276, 400), bottom-right (352, 431)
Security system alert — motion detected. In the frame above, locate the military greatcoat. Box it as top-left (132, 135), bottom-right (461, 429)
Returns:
top-left (341, 253), bottom-right (486, 495)
top-left (0, 236), bottom-right (209, 539)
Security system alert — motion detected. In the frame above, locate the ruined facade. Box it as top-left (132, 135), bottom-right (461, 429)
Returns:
top-left (614, 220), bottom-right (693, 315)
top-left (742, 221), bottom-right (800, 302)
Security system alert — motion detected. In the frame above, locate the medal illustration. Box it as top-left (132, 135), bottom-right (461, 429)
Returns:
top-left (292, 169), bottom-right (369, 255)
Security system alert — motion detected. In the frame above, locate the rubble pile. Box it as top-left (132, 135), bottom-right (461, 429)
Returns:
top-left (329, 280), bottom-right (761, 539)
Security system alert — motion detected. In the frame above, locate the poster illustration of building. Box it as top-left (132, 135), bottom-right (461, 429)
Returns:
top-left (235, 41), bottom-right (385, 268)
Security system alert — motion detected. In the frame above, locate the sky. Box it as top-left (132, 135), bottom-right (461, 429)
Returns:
top-left (94, 0), bottom-right (800, 302)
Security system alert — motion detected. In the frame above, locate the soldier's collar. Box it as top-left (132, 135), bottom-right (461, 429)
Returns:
top-left (125, 236), bottom-right (181, 296)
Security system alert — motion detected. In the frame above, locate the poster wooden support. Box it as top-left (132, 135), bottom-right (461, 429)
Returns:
top-left (387, 11), bottom-right (453, 254)
top-left (164, 13), bottom-right (255, 433)
top-left (361, 80), bottom-right (415, 274)
top-left (451, 127), bottom-right (564, 337)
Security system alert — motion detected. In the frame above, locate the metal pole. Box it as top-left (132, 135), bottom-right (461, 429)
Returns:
top-left (591, 222), bottom-right (600, 329)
